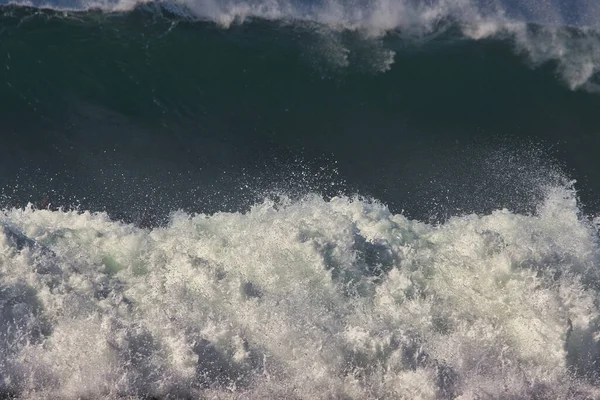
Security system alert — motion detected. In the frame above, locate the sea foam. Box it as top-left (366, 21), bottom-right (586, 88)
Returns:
top-left (1, 184), bottom-right (600, 398)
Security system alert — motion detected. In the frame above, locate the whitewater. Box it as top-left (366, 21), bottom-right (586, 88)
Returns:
top-left (1, 183), bottom-right (600, 398)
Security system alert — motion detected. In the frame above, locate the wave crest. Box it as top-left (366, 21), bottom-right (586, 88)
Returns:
top-left (4, 0), bottom-right (600, 89)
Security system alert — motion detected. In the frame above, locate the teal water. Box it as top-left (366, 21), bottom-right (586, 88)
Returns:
top-left (2, 5), bottom-right (600, 224)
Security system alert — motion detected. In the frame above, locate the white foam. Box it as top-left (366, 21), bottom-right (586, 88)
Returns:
top-left (1, 184), bottom-right (600, 398)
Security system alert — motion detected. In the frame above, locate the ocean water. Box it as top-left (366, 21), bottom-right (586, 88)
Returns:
top-left (2, 0), bottom-right (600, 398)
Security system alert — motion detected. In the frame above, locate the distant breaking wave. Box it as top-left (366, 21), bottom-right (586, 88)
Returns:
top-left (3, 0), bottom-right (600, 90)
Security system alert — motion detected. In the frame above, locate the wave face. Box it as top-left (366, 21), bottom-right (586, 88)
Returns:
top-left (2, 5), bottom-right (600, 222)
top-left (3, 1), bottom-right (600, 398)
top-left (2, 187), bottom-right (600, 399)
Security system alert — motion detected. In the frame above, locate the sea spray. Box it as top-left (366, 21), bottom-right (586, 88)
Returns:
top-left (1, 185), bottom-right (599, 398)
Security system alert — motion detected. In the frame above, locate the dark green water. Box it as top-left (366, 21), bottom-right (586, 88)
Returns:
top-left (2, 5), bottom-right (600, 225)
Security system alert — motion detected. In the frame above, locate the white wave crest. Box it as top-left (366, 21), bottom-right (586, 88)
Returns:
top-left (5, 0), bottom-right (600, 89)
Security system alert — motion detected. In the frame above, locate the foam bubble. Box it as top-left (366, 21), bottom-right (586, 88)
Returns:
top-left (1, 184), bottom-right (600, 398)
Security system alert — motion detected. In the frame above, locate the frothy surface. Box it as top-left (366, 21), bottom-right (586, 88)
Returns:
top-left (1, 186), bottom-right (599, 398)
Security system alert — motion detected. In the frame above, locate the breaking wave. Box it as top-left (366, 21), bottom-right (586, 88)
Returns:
top-left (2, 184), bottom-right (600, 398)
